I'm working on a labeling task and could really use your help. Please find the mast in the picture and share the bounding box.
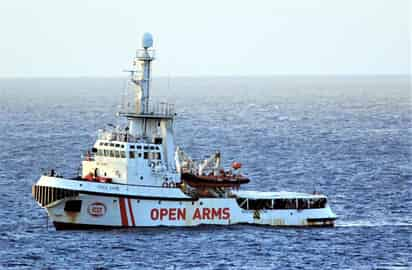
[118,33,176,170]
[133,32,155,114]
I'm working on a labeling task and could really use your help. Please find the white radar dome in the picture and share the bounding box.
[142,32,153,49]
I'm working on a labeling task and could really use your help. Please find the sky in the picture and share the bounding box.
[0,0,410,77]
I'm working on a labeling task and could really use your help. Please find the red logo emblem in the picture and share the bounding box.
[88,202,107,217]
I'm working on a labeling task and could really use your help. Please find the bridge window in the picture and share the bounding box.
[115,150,120,158]
[109,150,115,157]
[129,151,135,159]
[144,152,148,159]
[104,150,109,156]
[120,151,126,158]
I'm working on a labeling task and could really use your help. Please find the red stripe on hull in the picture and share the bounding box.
[119,197,128,226]
[127,198,136,226]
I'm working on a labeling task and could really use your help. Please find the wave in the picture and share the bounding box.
[336,220,412,228]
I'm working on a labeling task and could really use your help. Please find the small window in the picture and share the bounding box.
[115,144,120,148]
[129,151,135,159]
[246,199,273,210]
[130,145,135,149]
[144,146,149,150]
[115,150,120,158]
[136,145,142,149]
[121,145,124,148]
[150,146,155,150]
[273,199,297,209]
[138,153,142,158]
[120,151,126,158]
[109,150,115,157]
[144,152,148,159]
[155,146,160,150]
[104,143,108,146]
[64,200,82,212]
[309,198,326,209]
[297,199,309,209]
[110,143,114,147]
[99,142,103,146]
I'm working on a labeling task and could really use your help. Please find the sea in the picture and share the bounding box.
[0,76,411,269]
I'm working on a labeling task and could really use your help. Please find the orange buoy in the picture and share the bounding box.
[232,162,242,170]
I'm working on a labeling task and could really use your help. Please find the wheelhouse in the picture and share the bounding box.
[91,140,163,161]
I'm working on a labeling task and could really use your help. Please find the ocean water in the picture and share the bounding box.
[0,76,411,269]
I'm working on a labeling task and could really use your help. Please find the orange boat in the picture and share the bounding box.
[181,172,250,188]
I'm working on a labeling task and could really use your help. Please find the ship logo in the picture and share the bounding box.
[87,202,107,217]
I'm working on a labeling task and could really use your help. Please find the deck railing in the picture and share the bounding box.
[97,131,151,143]
[136,49,155,60]
[118,101,175,118]
[144,101,175,116]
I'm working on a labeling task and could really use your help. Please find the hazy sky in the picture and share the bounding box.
[0,0,410,77]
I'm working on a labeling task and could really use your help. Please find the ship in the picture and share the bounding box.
[32,33,337,229]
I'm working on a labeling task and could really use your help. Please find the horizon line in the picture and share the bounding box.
[0,73,410,79]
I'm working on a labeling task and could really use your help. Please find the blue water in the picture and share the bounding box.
[0,76,411,269]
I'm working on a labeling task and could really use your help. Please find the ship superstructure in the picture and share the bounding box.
[32,33,337,229]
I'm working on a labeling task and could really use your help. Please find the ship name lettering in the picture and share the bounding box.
[150,208,186,220]
[150,207,230,221]
[192,207,230,220]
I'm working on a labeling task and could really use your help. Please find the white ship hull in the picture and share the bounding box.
[32,33,337,230]
[33,177,336,229]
